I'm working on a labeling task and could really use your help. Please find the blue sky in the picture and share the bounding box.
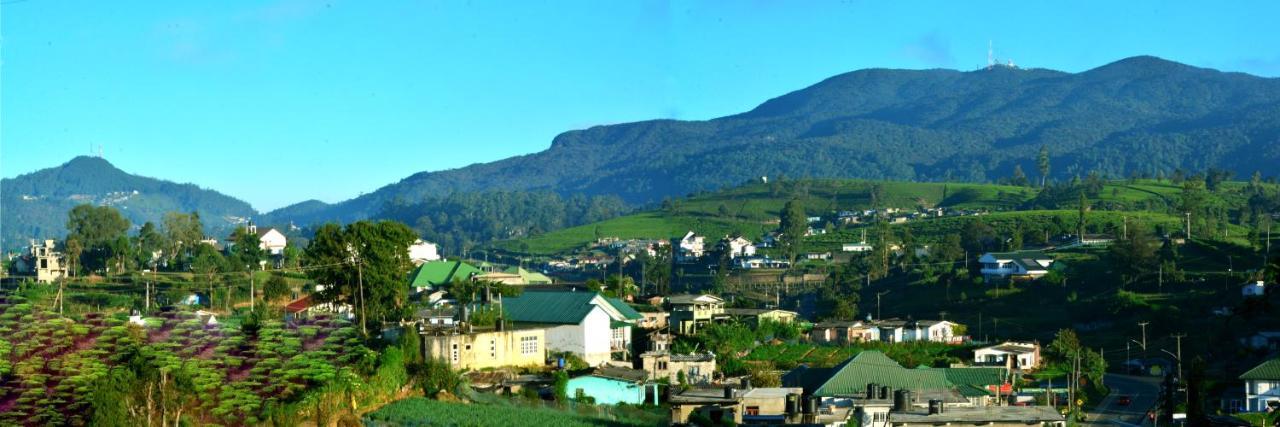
[3,1,1279,212]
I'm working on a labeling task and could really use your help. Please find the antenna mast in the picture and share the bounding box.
[987,40,994,69]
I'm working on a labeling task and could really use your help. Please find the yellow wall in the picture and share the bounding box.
[422,328,545,370]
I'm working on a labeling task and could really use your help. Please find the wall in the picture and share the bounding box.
[422,328,546,370]
[566,376,644,405]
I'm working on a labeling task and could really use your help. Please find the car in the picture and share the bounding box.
[1117,396,1132,406]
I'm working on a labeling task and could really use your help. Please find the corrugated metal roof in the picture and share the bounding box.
[501,291,600,325]
[1240,358,1280,380]
[409,261,481,288]
[814,351,950,397]
[605,297,643,320]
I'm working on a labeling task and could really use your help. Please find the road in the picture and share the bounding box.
[1085,374,1163,427]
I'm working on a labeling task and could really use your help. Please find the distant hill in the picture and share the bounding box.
[1,156,257,251]
[263,56,1280,226]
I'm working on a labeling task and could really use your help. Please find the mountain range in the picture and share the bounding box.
[1,156,256,251]
[261,56,1280,225]
[6,56,1280,249]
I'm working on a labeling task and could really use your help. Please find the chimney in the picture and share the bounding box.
[928,399,943,415]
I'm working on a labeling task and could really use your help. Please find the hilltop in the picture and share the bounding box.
[1,156,257,250]
[266,56,1280,225]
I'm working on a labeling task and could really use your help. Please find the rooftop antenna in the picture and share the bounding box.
[97,145,103,158]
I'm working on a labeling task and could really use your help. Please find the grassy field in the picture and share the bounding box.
[364,397,667,427]
[489,178,1261,256]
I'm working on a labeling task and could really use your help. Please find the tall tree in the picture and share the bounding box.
[305,220,417,336]
[1011,165,1030,187]
[1037,145,1051,188]
[134,221,166,268]
[163,212,204,266]
[228,226,265,270]
[66,204,131,273]
[779,199,807,263]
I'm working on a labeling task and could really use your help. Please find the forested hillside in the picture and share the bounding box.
[265,56,1280,225]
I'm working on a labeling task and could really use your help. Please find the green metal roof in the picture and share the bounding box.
[814,351,951,397]
[1240,358,1280,380]
[605,297,643,320]
[409,261,481,288]
[814,352,1006,398]
[500,291,602,325]
[504,267,553,285]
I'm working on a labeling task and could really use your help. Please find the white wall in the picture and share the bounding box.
[542,306,614,366]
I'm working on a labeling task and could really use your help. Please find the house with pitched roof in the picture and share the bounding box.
[785,351,1008,413]
[498,290,642,366]
[408,260,482,293]
[1240,358,1280,412]
[973,342,1041,371]
[978,251,1054,280]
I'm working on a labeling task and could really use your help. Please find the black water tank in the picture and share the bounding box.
[879,385,890,400]
[928,399,943,415]
[723,386,734,399]
[866,383,877,399]
[785,394,799,414]
[893,390,912,412]
[804,395,819,414]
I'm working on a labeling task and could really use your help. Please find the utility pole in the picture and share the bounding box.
[876,290,890,320]
[1123,216,1128,240]
[1158,264,1163,294]
[1138,322,1149,353]
[250,270,255,313]
[1171,333,1186,382]
[1185,212,1192,240]
[358,258,366,337]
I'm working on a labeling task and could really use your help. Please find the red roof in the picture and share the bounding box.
[284,295,313,314]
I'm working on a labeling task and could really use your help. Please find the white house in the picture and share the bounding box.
[974,342,1041,371]
[842,242,873,253]
[500,291,642,366]
[736,256,790,270]
[720,236,757,259]
[978,251,1054,280]
[236,224,287,256]
[904,320,959,343]
[408,239,442,265]
[1243,281,1267,297]
[677,231,705,262]
[1240,358,1280,412]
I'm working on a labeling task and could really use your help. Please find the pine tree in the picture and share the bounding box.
[1037,145,1051,188]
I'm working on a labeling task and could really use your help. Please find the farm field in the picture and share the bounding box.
[0,289,366,426]
[363,397,667,427]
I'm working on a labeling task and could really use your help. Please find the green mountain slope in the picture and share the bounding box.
[1,156,257,250]
[264,56,1280,226]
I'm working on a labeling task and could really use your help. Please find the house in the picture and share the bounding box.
[476,267,553,285]
[736,256,791,270]
[869,319,908,343]
[498,290,642,366]
[408,260,482,293]
[668,294,727,335]
[810,320,875,344]
[724,308,799,326]
[786,351,1008,414]
[28,239,68,283]
[973,342,1041,371]
[887,406,1065,427]
[640,351,716,385]
[284,294,355,321]
[904,320,961,343]
[677,231,706,262]
[566,367,658,405]
[419,324,546,371]
[806,252,833,261]
[1240,358,1280,412]
[408,239,442,265]
[1079,234,1116,246]
[637,310,669,329]
[237,224,287,256]
[978,251,1054,280]
[842,242,874,253]
[1242,281,1267,297]
[719,236,758,259]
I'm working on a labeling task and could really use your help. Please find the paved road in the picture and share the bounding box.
[1085,374,1162,427]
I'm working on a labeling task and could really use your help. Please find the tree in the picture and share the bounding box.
[263,274,290,303]
[1110,223,1158,285]
[1077,191,1089,238]
[1038,145,1051,188]
[779,199,807,263]
[66,204,131,273]
[134,221,166,268]
[163,212,204,267]
[190,244,227,308]
[1011,165,1030,187]
[228,226,265,270]
[305,220,417,336]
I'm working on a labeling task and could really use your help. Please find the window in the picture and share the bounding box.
[746,406,760,416]
[451,343,459,363]
[657,361,668,370]
[520,336,538,355]
[40,259,48,269]
[490,339,497,358]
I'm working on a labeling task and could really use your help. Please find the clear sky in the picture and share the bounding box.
[3,1,1278,212]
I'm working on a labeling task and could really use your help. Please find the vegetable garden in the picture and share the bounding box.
[0,289,369,426]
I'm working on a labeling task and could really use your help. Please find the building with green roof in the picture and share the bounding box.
[409,260,482,291]
[1240,357,1280,412]
[791,351,1007,408]
[494,290,642,367]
